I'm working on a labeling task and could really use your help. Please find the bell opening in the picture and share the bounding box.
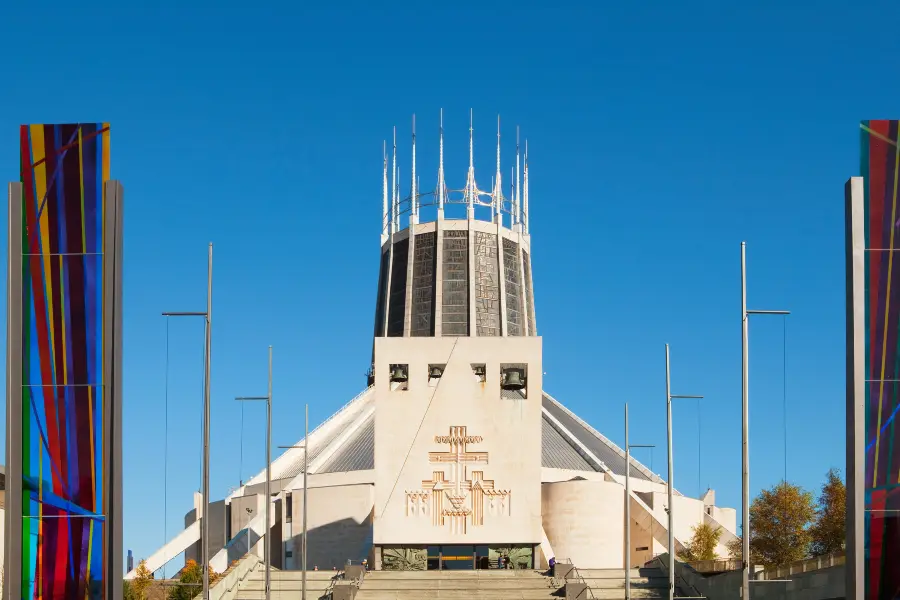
[389,363,409,389]
[500,364,528,395]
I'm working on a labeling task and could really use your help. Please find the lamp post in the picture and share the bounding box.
[624,402,654,600]
[162,243,213,600]
[235,345,273,600]
[279,403,309,600]
[665,344,703,600]
[740,241,790,599]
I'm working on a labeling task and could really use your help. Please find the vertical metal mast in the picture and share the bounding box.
[740,241,790,600]
[202,243,212,600]
[625,403,631,600]
[665,345,674,600]
[382,141,388,238]
[411,114,417,225]
[523,141,529,234]
[391,127,398,233]
[467,109,475,219]
[302,404,309,600]
[265,346,272,600]
[741,242,750,600]
[515,127,521,229]
[664,344,704,600]
[494,115,502,224]
[438,108,445,217]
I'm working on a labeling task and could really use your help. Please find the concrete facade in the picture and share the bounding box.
[373,335,543,546]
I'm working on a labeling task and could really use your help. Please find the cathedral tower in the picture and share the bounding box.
[371,112,543,562]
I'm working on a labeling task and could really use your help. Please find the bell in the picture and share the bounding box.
[430,366,444,379]
[502,369,525,390]
[390,365,408,383]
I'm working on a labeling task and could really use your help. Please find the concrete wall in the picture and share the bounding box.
[683,563,845,600]
[184,498,227,565]
[230,493,264,552]
[284,483,374,570]
[542,480,625,568]
[373,336,543,546]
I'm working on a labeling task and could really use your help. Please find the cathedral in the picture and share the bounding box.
[127,113,737,578]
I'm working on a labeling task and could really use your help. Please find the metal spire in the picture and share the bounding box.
[510,166,515,217]
[438,108,445,215]
[411,114,417,224]
[494,115,502,224]
[466,108,475,219]
[523,140,529,234]
[391,127,398,233]
[515,127,521,228]
[382,141,388,237]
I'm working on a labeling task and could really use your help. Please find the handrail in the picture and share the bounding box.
[561,557,597,600]
[652,554,704,600]
[757,550,845,580]
[684,558,741,573]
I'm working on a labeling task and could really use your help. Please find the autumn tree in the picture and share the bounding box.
[810,468,846,556]
[726,534,743,561]
[748,481,816,568]
[168,560,219,600]
[130,559,153,600]
[677,522,723,561]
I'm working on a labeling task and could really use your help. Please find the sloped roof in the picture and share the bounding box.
[240,388,666,492]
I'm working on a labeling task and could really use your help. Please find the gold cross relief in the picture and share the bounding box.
[405,426,511,533]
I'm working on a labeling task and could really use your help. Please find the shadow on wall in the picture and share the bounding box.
[289,514,374,570]
[223,527,262,566]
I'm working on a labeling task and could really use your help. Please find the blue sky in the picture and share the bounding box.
[1,0,896,568]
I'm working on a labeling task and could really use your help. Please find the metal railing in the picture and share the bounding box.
[559,558,596,600]
[684,558,741,573]
[652,555,706,600]
[757,551,845,581]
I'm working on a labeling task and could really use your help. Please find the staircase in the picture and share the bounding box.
[235,564,344,600]
[576,568,668,599]
[355,570,560,599]
[232,566,671,600]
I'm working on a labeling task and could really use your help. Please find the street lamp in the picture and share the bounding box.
[624,402,655,600]
[664,344,703,600]
[279,403,309,600]
[235,345,273,600]
[162,243,213,600]
[741,241,790,599]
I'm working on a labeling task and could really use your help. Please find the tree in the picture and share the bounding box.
[748,481,816,569]
[131,559,153,600]
[726,534,743,560]
[677,523,723,561]
[810,468,846,556]
[167,560,219,600]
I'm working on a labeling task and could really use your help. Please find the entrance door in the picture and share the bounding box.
[440,545,475,570]
[425,545,491,570]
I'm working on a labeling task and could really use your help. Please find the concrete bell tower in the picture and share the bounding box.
[371,111,543,560]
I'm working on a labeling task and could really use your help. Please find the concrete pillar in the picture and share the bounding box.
[434,221,444,337]
[497,224,508,336]
[468,224,477,337]
[403,227,416,337]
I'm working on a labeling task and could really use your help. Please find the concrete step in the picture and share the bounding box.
[355,592,559,600]
[574,568,657,578]
[360,580,558,590]
[579,577,667,589]
[240,580,333,591]
[245,571,339,581]
[366,571,547,578]
[236,593,331,600]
